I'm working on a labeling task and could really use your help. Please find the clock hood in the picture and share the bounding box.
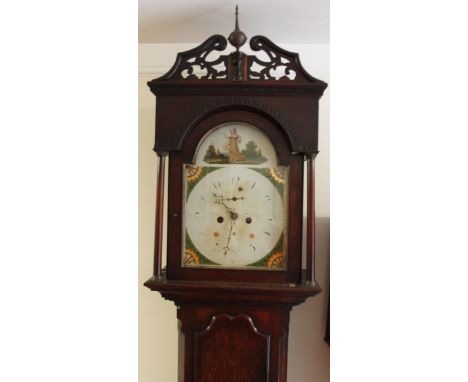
[147,34,327,156]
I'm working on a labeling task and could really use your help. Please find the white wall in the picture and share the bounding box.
[139,42,329,382]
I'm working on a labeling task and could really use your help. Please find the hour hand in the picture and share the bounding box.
[211,193,224,204]
[212,193,234,214]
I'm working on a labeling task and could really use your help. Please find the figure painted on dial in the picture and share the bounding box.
[224,127,245,162]
[200,123,270,166]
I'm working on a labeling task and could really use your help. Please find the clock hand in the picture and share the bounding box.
[212,192,240,222]
[212,193,235,214]
[223,217,236,256]
[211,192,240,255]
[225,196,245,202]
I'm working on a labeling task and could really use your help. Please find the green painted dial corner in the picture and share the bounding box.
[185,166,222,200]
[183,229,220,266]
[246,232,285,268]
[250,167,286,198]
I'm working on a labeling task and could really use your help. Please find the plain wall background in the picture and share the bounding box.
[139,42,329,382]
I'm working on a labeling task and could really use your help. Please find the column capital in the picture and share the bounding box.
[304,151,319,160]
[155,151,169,158]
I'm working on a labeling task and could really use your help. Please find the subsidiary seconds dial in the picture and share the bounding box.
[184,166,286,267]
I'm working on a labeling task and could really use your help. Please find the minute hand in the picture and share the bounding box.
[223,219,236,255]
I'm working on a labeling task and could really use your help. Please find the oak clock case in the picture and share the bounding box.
[144,14,327,382]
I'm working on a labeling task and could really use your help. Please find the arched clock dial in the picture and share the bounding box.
[183,165,288,268]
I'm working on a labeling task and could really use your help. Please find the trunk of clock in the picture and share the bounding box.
[177,305,289,382]
[144,278,321,382]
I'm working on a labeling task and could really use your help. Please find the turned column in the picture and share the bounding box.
[153,151,168,279]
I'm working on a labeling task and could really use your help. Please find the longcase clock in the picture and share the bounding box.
[144,9,327,382]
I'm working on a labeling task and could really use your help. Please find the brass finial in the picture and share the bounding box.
[228,5,247,51]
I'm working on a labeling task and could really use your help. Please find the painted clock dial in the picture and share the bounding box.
[182,122,288,270]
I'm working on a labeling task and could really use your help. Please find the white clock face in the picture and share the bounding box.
[183,165,288,269]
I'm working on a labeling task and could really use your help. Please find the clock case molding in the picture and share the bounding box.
[148,34,326,154]
[144,32,327,382]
